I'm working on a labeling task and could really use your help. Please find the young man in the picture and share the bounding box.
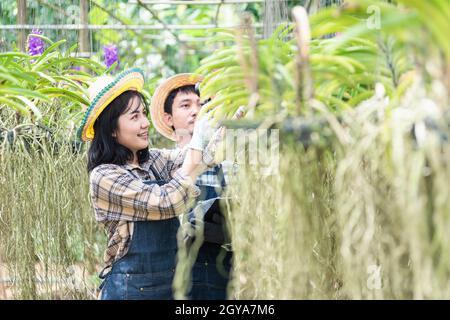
[150,74,233,300]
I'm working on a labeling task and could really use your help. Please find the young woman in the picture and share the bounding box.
[78,68,213,300]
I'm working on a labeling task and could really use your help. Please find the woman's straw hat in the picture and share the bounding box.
[150,73,203,141]
[78,68,145,141]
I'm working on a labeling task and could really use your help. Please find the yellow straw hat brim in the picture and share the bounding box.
[78,68,145,141]
[150,73,203,141]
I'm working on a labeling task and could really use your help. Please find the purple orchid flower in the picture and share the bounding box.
[27,29,45,57]
[103,45,119,71]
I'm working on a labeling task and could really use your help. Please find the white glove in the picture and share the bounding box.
[202,126,226,167]
[188,115,216,151]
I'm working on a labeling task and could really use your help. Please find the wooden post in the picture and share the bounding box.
[292,6,313,115]
[263,0,288,39]
[79,0,90,59]
[17,0,27,52]
[15,0,27,123]
[304,0,321,14]
[236,13,259,118]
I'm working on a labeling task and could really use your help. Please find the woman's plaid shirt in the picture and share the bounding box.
[89,148,200,269]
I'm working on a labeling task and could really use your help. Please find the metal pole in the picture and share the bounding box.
[1,23,263,30]
[129,0,263,4]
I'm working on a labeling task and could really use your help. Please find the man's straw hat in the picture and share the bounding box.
[150,73,203,141]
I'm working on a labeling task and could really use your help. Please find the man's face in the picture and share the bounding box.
[164,91,201,137]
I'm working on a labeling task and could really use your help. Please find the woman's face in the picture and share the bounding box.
[114,95,150,153]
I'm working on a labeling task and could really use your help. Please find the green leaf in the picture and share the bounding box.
[37,57,105,74]
[0,96,30,116]
[51,75,86,92]
[33,39,67,66]
[31,52,60,71]
[27,33,54,45]
[13,96,43,119]
[0,87,50,101]
[35,71,57,84]
[37,88,89,105]
[104,61,118,75]
[0,71,21,85]
[0,52,30,60]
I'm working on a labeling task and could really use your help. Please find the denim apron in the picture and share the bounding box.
[100,173,179,300]
[187,165,233,300]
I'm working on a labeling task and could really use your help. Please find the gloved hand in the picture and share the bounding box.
[188,115,216,151]
[202,127,226,167]
[202,106,247,167]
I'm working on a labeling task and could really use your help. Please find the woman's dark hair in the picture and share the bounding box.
[87,90,149,172]
[163,84,199,115]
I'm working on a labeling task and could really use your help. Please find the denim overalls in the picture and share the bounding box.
[100,173,179,300]
[187,165,233,300]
